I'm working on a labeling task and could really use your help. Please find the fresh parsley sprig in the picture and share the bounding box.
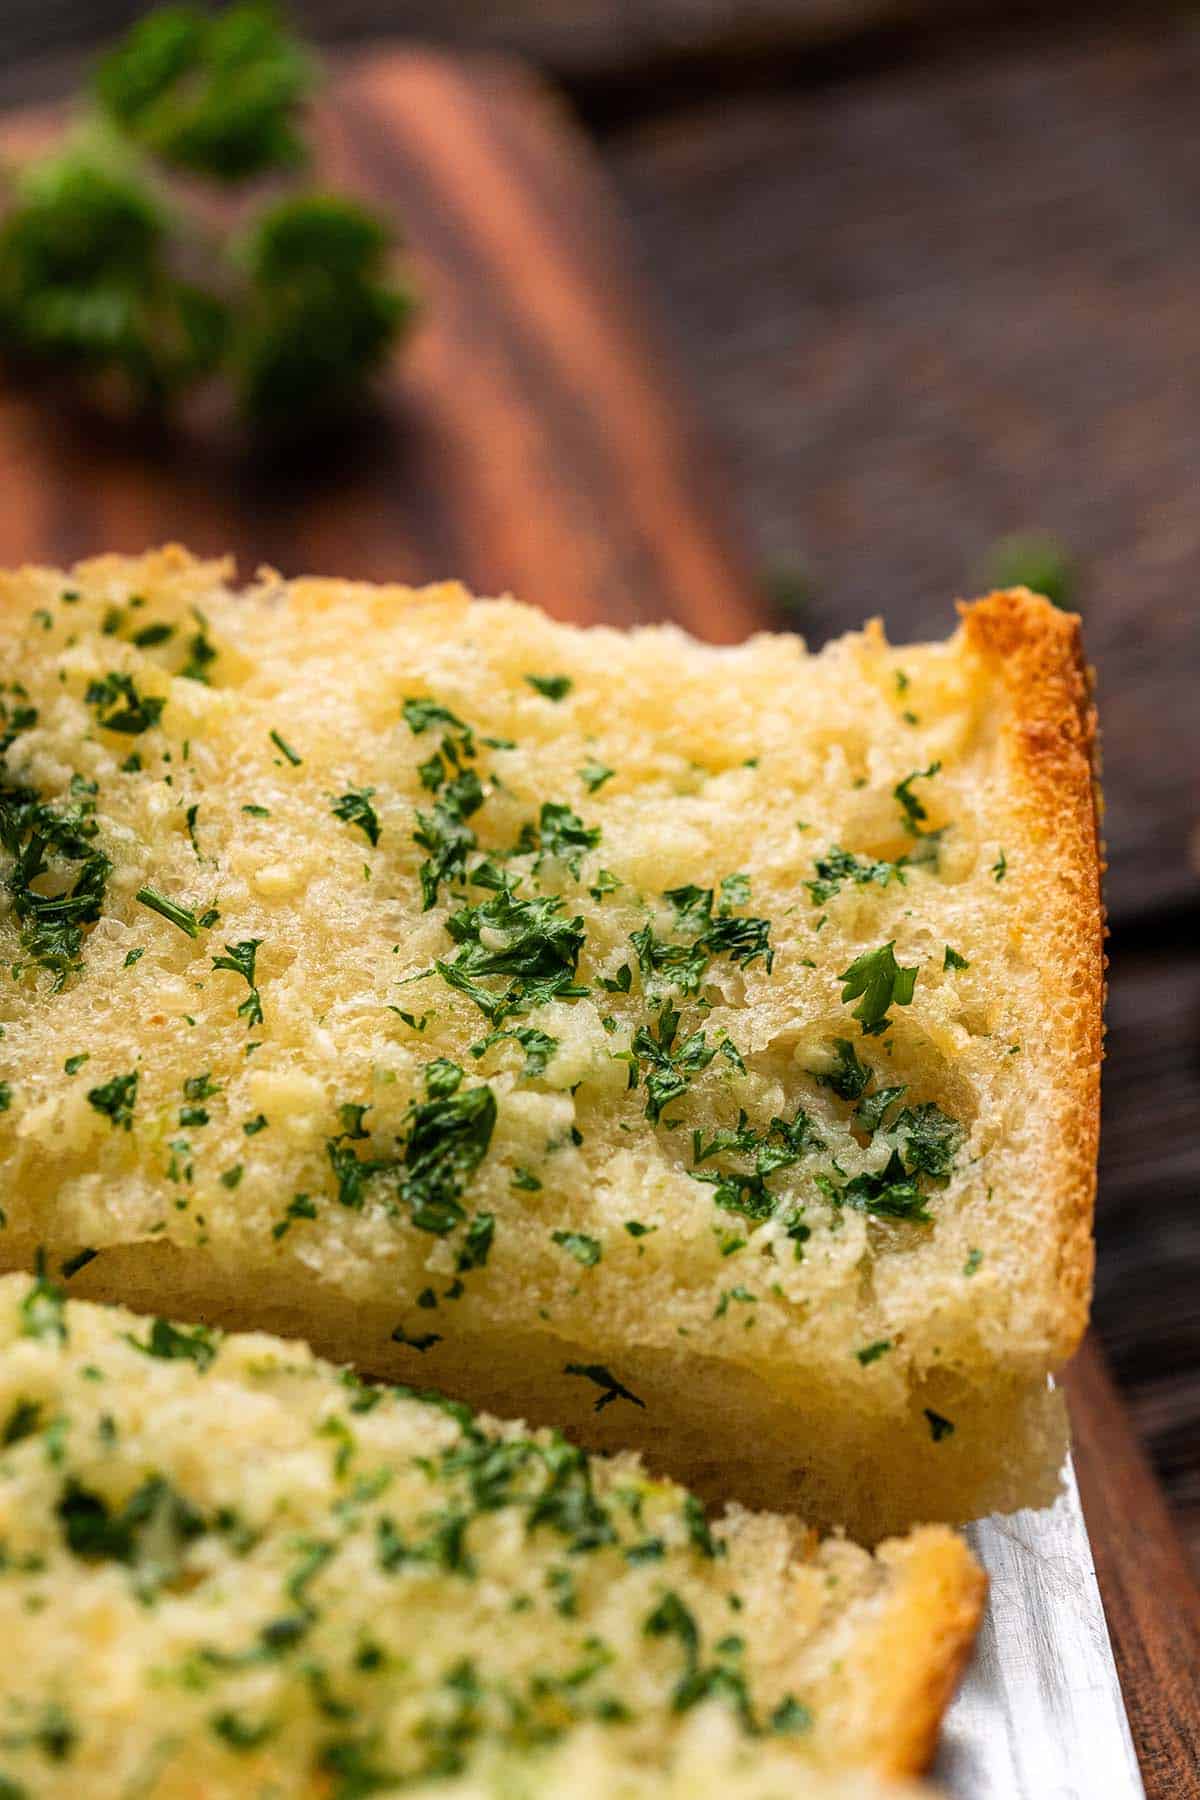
[0,4,414,431]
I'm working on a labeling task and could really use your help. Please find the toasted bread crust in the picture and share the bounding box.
[958,588,1104,1364]
[864,1528,988,1774]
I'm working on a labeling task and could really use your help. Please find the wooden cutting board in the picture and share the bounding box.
[1,48,1196,1794]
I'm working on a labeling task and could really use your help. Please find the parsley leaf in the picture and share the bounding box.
[0,781,110,987]
[838,941,918,1036]
[136,884,200,937]
[330,785,380,847]
[469,1025,557,1078]
[893,761,941,835]
[126,1316,217,1371]
[437,891,586,1025]
[817,1151,931,1224]
[85,671,164,734]
[813,1037,872,1100]
[269,727,301,765]
[530,800,600,876]
[525,673,572,701]
[87,1070,138,1131]
[806,846,904,906]
[211,938,264,1027]
[893,1102,964,1182]
[551,1231,602,1267]
[564,1363,645,1412]
[579,761,614,792]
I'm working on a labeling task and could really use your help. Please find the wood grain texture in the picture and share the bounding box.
[1066,1337,1200,1799]
[610,19,1200,927]
[0,39,1194,1775]
[1094,942,1200,1574]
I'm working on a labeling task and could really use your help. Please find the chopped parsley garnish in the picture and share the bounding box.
[924,1408,955,1442]
[414,768,485,911]
[817,1153,931,1224]
[631,1002,718,1125]
[813,1036,871,1101]
[944,945,969,970]
[86,1070,138,1130]
[771,1696,813,1735]
[391,1323,442,1353]
[855,1339,893,1365]
[125,1316,217,1371]
[20,1260,67,1342]
[456,1211,495,1270]
[530,800,600,876]
[330,785,380,846]
[469,1025,557,1078]
[437,891,586,1025]
[893,761,940,834]
[838,941,918,1036]
[0,781,110,987]
[0,1080,9,1112]
[964,1247,983,1276]
[128,620,172,649]
[327,1073,497,1239]
[57,1473,205,1581]
[267,1192,314,1241]
[564,1363,645,1412]
[180,612,217,683]
[269,728,302,765]
[84,671,165,734]
[806,846,904,906]
[211,938,264,1027]
[632,883,774,995]
[579,761,614,792]
[992,848,1008,881]
[525,673,572,701]
[136,884,200,937]
[551,1231,602,1267]
[893,1103,964,1182]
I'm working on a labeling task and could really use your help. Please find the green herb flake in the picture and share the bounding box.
[579,760,614,793]
[86,1070,138,1131]
[855,1339,893,1365]
[564,1363,645,1413]
[212,938,264,1028]
[330,785,380,847]
[525,673,572,701]
[269,728,302,765]
[838,941,918,1036]
[944,945,969,971]
[85,671,165,735]
[551,1231,602,1267]
[136,885,200,938]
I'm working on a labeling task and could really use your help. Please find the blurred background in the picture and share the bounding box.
[0,2,1196,1574]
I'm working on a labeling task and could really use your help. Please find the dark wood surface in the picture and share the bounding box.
[1068,1337,1200,1800]
[0,34,1195,1789]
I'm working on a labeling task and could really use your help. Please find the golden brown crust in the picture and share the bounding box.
[958,588,1105,1363]
[860,1527,988,1776]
